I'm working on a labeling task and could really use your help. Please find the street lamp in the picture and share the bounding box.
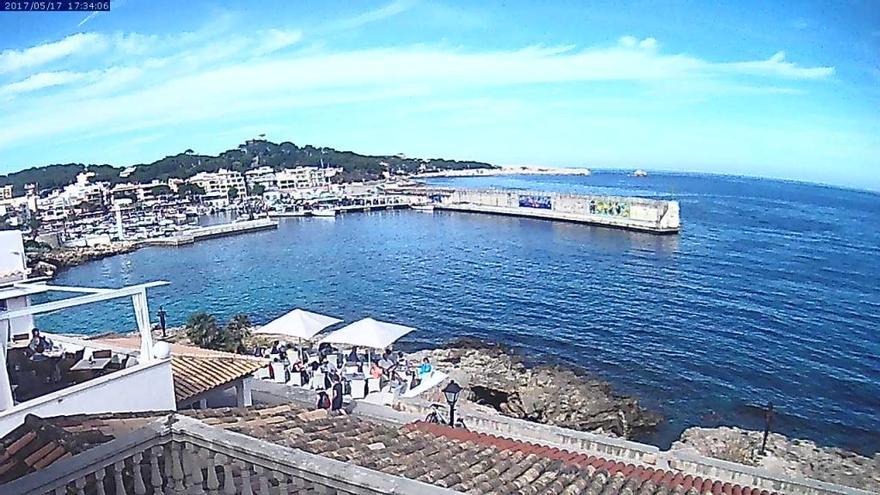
[442,380,462,427]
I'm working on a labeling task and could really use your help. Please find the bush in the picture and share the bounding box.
[184,312,251,353]
[185,312,223,350]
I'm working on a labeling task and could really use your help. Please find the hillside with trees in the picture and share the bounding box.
[0,140,495,196]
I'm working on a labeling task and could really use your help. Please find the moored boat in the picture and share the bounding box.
[311,208,337,217]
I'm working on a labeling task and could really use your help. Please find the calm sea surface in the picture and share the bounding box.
[38,172,880,453]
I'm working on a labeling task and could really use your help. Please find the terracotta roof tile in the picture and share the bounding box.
[171,355,264,402]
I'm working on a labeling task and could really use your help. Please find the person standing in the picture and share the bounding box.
[157,307,167,338]
[331,374,344,412]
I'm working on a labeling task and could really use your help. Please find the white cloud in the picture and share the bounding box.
[0,71,87,97]
[720,51,834,79]
[639,37,658,50]
[619,36,658,50]
[619,36,637,48]
[325,0,418,32]
[256,29,303,55]
[0,29,837,151]
[0,33,104,74]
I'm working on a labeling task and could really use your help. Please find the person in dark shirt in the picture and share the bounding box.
[347,346,360,363]
[331,374,344,412]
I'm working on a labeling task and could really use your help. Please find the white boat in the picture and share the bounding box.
[411,204,434,212]
[633,169,648,177]
[269,209,309,218]
[311,208,337,217]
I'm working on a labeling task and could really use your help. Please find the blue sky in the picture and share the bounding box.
[0,0,878,189]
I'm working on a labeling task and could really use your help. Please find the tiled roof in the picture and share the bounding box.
[89,335,266,361]
[0,404,781,494]
[186,405,777,495]
[0,413,157,484]
[172,355,264,402]
[88,335,267,403]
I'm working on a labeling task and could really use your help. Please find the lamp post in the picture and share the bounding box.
[442,380,462,427]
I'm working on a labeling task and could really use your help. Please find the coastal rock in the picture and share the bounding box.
[672,426,880,492]
[410,339,662,439]
[27,242,137,275]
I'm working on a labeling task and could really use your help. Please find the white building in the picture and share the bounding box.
[187,169,247,197]
[110,180,172,205]
[275,166,338,191]
[0,185,12,201]
[243,166,340,195]
[244,166,277,191]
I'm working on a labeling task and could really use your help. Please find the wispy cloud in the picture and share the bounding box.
[255,29,303,56]
[0,33,103,74]
[324,0,418,32]
[0,71,87,98]
[719,51,834,79]
[0,19,837,155]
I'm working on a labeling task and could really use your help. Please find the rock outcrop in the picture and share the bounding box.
[673,426,880,492]
[27,242,137,277]
[409,339,662,439]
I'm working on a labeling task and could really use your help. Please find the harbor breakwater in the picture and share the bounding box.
[434,188,681,233]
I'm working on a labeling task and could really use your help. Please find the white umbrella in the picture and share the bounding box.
[319,317,414,350]
[254,309,342,358]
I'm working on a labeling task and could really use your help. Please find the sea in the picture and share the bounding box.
[37,171,880,454]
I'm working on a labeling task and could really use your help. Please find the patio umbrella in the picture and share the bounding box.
[319,317,415,363]
[254,309,342,359]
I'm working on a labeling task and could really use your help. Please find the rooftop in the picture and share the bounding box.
[0,404,789,495]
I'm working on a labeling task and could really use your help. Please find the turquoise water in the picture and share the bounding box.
[38,172,880,452]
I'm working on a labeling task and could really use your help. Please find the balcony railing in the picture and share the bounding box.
[1,414,457,495]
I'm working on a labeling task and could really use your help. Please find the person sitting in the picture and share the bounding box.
[315,390,331,410]
[27,329,53,358]
[347,346,360,363]
[418,357,433,378]
[291,360,309,384]
[378,352,393,371]
[369,361,383,379]
[396,351,409,371]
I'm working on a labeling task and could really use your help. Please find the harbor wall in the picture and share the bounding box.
[439,189,680,233]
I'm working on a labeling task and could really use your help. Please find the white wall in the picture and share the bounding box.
[0,358,176,436]
[0,231,26,277]
[5,296,34,339]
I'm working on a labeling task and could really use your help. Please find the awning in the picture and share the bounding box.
[318,317,414,349]
[253,309,342,341]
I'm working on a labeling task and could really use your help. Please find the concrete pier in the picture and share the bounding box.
[141,218,278,246]
[436,189,680,234]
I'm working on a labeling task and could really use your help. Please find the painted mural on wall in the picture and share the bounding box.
[589,199,630,217]
[518,195,552,209]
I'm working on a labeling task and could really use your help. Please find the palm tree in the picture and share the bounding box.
[185,312,222,349]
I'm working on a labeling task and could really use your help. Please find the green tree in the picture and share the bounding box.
[224,314,252,353]
[185,312,224,350]
[177,183,205,199]
[249,183,265,196]
[227,186,239,201]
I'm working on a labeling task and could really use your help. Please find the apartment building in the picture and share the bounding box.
[187,168,247,197]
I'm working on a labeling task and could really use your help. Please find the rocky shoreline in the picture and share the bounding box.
[407,339,662,439]
[673,426,880,492]
[26,242,138,278]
